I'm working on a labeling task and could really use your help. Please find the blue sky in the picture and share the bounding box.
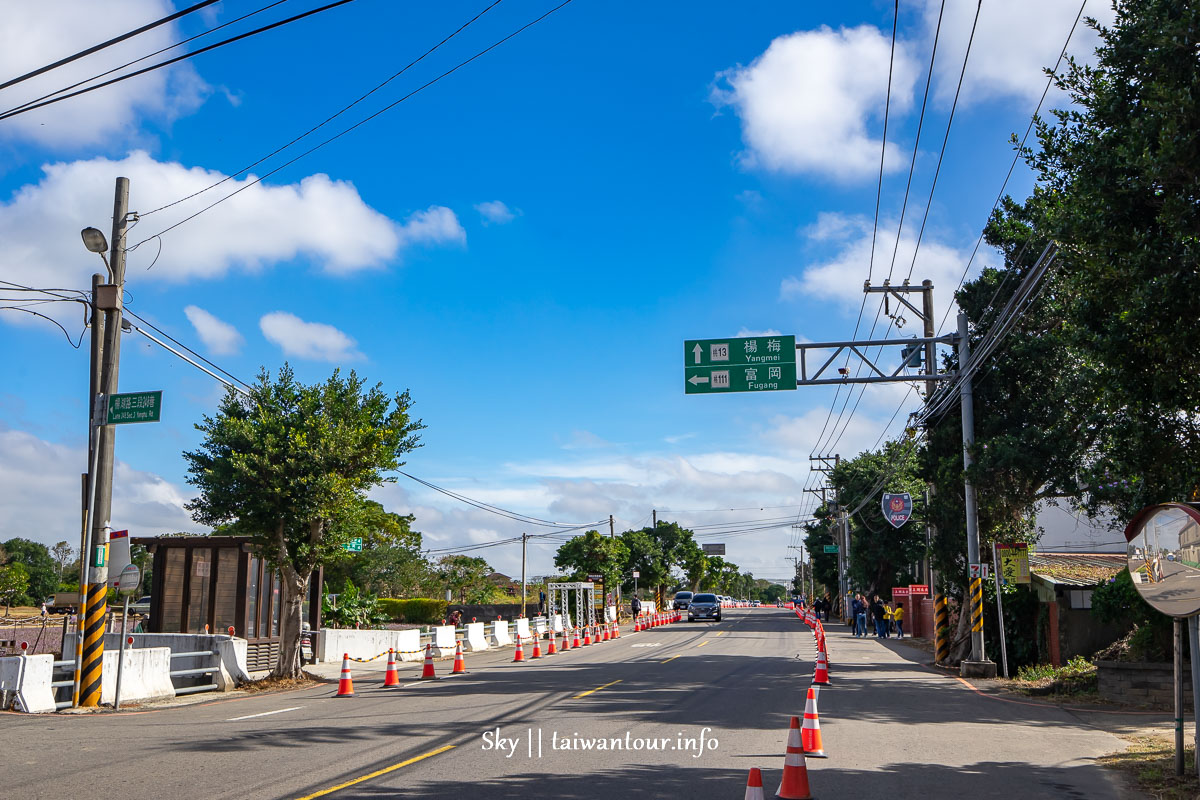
[0,0,1123,583]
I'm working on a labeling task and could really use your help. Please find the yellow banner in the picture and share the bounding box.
[996,543,1030,585]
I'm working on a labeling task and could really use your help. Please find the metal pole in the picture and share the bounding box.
[922,280,936,400]
[80,177,129,707]
[1176,617,1185,776]
[958,311,985,665]
[992,543,1009,679]
[520,533,527,617]
[1188,615,1200,777]
[114,594,130,710]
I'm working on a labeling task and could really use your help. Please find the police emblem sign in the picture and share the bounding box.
[882,492,913,528]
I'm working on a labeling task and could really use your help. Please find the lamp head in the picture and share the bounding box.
[81,227,108,254]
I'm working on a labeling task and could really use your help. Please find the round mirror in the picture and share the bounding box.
[1124,503,1200,617]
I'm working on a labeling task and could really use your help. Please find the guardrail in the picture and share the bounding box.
[50,659,74,710]
[169,649,219,695]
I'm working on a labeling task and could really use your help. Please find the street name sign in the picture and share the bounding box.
[106,391,162,424]
[823,545,839,554]
[343,537,363,552]
[684,335,796,394]
[702,543,726,555]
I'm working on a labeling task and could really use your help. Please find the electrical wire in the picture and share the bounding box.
[399,470,600,528]
[0,0,222,93]
[129,0,576,250]
[0,0,360,123]
[122,308,253,390]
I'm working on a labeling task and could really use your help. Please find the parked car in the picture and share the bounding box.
[688,593,721,622]
[672,591,694,610]
[45,592,80,614]
[128,595,152,614]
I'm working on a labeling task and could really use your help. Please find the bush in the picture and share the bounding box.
[378,597,446,624]
[322,580,387,628]
[1092,568,1172,660]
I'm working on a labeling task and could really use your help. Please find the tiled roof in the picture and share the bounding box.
[1028,552,1125,586]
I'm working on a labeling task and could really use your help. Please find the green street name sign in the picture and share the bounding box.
[685,335,796,367]
[106,391,162,424]
[343,537,363,552]
[823,545,839,554]
[685,362,797,394]
[684,335,797,394]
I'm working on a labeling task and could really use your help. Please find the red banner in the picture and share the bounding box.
[908,584,929,596]
[893,587,910,597]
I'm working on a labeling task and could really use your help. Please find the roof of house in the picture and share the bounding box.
[1029,552,1125,587]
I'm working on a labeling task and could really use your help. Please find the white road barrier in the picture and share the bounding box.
[464,622,489,652]
[490,620,512,647]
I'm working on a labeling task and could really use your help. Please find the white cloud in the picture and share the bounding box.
[923,0,1115,107]
[0,428,201,549]
[474,201,517,225]
[782,212,973,326]
[735,327,782,338]
[259,311,362,363]
[183,305,243,356]
[397,205,467,248]
[0,152,461,307]
[560,430,615,451]
[0,1,209,148]
[712,25,919,181]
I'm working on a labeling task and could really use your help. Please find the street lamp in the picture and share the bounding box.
[80,227,112,280]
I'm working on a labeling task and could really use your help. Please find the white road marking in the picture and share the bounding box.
[227,706,303,721]
[630,642,662,648]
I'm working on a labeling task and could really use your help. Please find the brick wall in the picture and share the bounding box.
[1097,660,1193,709]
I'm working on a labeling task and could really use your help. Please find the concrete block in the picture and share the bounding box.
[432,625,456,657]
[463,622,489,652]
[0,654,56,713]
[551,614,563,633]
[101,646,175,706]
[490,621,512,647]
[514,618,531,642]
[532,617,548,637]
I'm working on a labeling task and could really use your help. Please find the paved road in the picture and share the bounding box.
[2,608,1137,799]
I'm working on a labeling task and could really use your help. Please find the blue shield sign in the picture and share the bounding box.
[882,492,913,528]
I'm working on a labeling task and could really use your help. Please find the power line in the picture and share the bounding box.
[0,0,222,93]
[129,0,576,250]
[123,308,253,390]
[398,470,599,528]
[0,0,360,123]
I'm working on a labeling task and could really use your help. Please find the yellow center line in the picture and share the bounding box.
[714,631,726,637]
[573,679,622,699]
[660,654,683,664]
[696,640,709,648]
[295,744,456,800]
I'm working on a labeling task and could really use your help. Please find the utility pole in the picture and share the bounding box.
[609,515,614,537]
[79,177,130,708]
[651,509,656,527]
[958,311,992,677]
[520,532,528,617]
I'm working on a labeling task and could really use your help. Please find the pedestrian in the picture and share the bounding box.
[871,595,886,637]
[631,595,641,619]
[40,600,48,618]
[448,609,463,628]
[883,600,894,636]
[853,594,867,637]
[893,600,904,638]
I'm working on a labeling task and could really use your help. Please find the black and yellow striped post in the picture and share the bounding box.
[933,593,950,664]
[969,577,984,634]
[78,574,108,707]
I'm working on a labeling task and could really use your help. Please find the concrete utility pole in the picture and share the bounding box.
[609,515,614,537]
[520,532,528,617]
[957,311,993,677]
[79,177,130,708]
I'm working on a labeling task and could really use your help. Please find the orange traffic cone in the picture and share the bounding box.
[801,686,827,757]
[572,627,581,648]
[562,628,572,651]
[583,626,592,646]
[634,615,642,632]
[451,640,468,674]
[420,643,438,679]
[602,623,610,642]
[513,634,526,662]
[776,716,814,799]
[532,634,543,659]
[547,629,558,655]
[613,621,620,639]
[813,649,831,685]
[383,648,400,687]
[744,767,765,800]
[336,653,355,697]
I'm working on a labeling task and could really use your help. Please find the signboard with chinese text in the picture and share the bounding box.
[996,543,1030,585]
[908,584,929,596]
[892,587,910,598]
[684,336,797,394]
[106,391,162,424]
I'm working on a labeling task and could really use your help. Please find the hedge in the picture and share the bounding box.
[378,598,447,624]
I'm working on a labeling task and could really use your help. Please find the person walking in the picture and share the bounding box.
[871,595,886,638]
[893,600,905,638]
[855,594,868,637]
[883,600,895,637]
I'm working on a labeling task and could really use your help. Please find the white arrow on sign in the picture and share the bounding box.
[693,344,702,364]
[688,375,709,385]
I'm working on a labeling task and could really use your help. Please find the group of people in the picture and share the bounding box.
[850,593,903,638]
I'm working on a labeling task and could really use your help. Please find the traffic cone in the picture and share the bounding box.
[635,615,642,632]
[572,627,581,648]
[776,716,814,799]
[451,640,468,674]
[562,628,572,651]
[583,626,592,646]
[420,643,437,679]
[602,623,610,642]
[532,634,543,659]
[513,634,526,662]
[336,654,355,697]
[801,686,827,758]
[383,648,400,687]
[744,767,765,800]
[812,649,831,685]
[613,621,620,639]
[547,629,558,655]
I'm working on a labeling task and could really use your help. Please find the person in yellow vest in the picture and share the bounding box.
[892,600,904,638]
[883,601,894,638]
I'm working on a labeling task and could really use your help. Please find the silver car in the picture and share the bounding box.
[688,593,721,622]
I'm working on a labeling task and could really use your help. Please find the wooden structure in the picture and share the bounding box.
[133,535,322,671]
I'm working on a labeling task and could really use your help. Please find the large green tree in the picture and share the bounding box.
[2,539,57,604]
[323,500,427,598]
[184,366,423,677]
[435,555,496,604]
[554,530,630,591]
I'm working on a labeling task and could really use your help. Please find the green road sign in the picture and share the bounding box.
[823,545,839,554]
[106,391,162,424]
[343,537,363,552]
[685,362,797,394]
[685,335,796,368]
